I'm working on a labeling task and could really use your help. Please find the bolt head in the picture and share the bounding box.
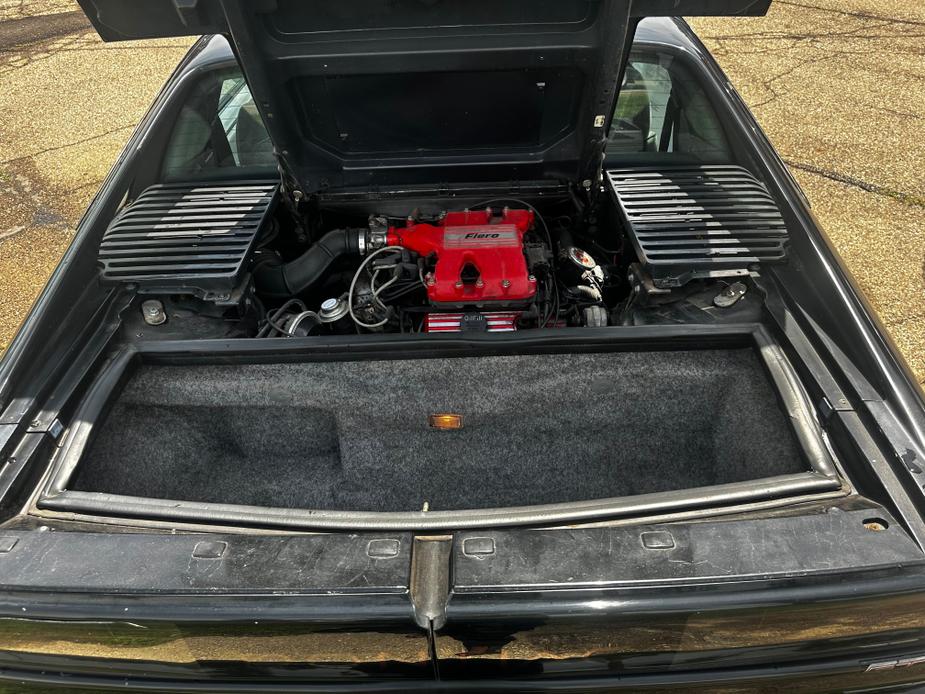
[501,279,511,288]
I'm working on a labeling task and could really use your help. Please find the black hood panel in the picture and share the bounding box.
[78,0,771,193]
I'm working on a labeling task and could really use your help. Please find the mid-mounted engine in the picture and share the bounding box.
[251,201,608,336]
[386,208,537,307]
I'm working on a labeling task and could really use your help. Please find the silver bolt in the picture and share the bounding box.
[528,275,536,282]
[141,300,167,326]
[30,419,41,428]
[501,279,511,288]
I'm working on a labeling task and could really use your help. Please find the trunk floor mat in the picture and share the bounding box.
[70,350,806,511]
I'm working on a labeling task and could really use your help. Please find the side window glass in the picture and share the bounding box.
[162,70,276,180]
[607,51,730,162]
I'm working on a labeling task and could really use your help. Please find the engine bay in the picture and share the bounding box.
[100,166,787,340]
[251,198,614,336]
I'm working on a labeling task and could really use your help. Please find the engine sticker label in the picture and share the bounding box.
[443,225,520,248]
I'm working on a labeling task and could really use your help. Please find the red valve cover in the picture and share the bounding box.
[386,208,536,306]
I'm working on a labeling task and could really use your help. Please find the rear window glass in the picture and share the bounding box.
[606,50,731,163]
[160,47,729,179]
[162,69,276,180]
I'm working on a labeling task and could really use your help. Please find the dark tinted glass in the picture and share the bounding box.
[162,70,276,180]
[606,50,731,162]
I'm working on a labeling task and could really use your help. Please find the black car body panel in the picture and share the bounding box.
[76,0,771,192]
[3,506,925,689]
[1,8,925,692]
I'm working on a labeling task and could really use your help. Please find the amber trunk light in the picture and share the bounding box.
[429,413,463,430]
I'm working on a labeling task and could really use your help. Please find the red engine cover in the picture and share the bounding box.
[386,208,536,306]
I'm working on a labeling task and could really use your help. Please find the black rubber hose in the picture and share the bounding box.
[557,226,575,252]
[254,228,364,297]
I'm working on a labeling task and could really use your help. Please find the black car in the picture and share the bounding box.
[1,0,925,691]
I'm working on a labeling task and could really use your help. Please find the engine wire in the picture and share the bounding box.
[258,298,306,337]
[348,246,411,329]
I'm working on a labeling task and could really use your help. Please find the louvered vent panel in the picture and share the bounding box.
[98,181,277,297]
[606,166,788,287]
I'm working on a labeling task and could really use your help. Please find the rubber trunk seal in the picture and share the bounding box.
[34,323,844,531]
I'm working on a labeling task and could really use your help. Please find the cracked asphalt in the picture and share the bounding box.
[1,1,923,385]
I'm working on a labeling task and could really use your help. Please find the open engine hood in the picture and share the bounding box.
[77,0,770,194]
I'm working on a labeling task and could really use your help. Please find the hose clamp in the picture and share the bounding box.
[366,215,390,252]
[367,229,388,250]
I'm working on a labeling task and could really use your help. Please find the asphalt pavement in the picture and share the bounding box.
[0,5,191,350]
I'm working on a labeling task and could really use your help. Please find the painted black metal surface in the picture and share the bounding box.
[0,530,433,684]
[451,506,922,591]
[98,181,277,298]
[433,504,925,682]
[0,530,409,592]
[4,508,925,689]
[607,165,788,287]
[74,0,770,193]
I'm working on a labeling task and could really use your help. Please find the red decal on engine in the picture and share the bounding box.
[424,312,520,333]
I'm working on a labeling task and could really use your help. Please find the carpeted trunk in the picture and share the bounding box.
[69,350,807,512]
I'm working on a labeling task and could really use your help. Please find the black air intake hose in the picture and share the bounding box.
[255,228,365,296]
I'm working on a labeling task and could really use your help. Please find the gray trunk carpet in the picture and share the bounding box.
[70,350,807,511]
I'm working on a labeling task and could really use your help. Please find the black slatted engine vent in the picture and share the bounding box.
[98,181,277,299]
[606,165,788,288]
